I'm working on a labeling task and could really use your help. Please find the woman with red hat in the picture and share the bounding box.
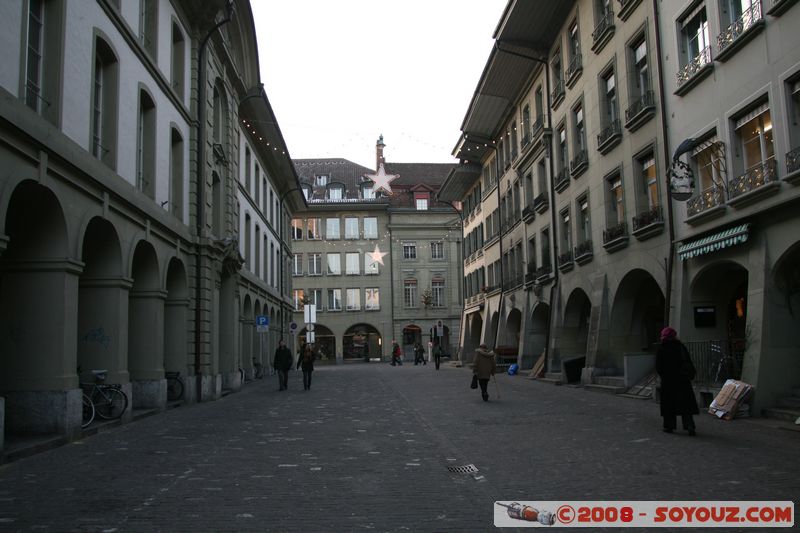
[656,326,699,436]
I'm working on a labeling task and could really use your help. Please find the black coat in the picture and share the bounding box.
[297,351,315,371]
[274,346,293,372]
[656,339,699,416]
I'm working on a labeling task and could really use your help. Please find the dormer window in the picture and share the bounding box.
[316,174,329,187]
[362,184,375,199]
[328,184,344,200]
[414,192,430,210]
[301,185,312,200]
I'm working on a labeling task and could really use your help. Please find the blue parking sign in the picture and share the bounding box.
[256,315,268,326]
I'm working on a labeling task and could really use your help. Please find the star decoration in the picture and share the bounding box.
[368,244,387,265]
[364,163,399,195]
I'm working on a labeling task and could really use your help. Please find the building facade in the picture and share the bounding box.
[0,0,301,447]
[291,138,460,362]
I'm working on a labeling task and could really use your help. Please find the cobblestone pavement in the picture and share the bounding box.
[0,364,798,532]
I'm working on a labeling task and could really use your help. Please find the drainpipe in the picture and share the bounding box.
[436,197,465,360]
[194,2,234,403]
[652,0,676,325]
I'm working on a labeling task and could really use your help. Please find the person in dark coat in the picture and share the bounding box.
[391,342,402,366]
[656,326,699,435]
[273,339,293,391]
[413,342,426,365]
[433,342,442,370]
[297,344,315,390]
[472,343,497,402]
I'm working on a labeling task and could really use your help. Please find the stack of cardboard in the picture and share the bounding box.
[528,352,546,379]
[708,379,752,420]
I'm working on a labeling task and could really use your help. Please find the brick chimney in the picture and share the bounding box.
[376,134,385,170]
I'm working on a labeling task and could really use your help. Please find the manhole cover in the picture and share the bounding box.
[447,464,478,474]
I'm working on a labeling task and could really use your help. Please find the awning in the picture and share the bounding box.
[678,223,751,260]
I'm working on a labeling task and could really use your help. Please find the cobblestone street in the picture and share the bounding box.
[1,364,798,532]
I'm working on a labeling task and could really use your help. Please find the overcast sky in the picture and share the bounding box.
[250,1,507,169]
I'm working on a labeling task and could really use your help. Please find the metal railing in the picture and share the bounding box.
[677,46,712,88]
[603,221,627,244]
[625,90,655,123]
[728,158,778,199]
[787,146,800,174]
[717,2,762,55]
[597,119,621,148]
[685,339,745,386]
[570,149,588,176]
[687,184,726,217]
[632,205,663,232]
[551,78,565,104]
[592,10,615,44]
[574,239,593,259]
[566,50,582,80]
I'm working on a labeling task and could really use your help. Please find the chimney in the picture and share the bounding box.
[376,134,385,170]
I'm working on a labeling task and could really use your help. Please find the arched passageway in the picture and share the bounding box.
[344,323,381,361]
[297,324,335,364]
[464,313,483,363]
[557,289,591,380]
[524,303,550,369]
[164,258,188,376]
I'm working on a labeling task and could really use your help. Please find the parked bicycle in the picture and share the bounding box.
[80,370,128,427]
[253,358,265,379]
[166,371,184,401]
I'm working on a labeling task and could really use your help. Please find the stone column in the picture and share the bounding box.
[0,259,83,438]
[128,289,167,410]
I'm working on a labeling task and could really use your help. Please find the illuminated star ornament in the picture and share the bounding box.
[368,245,388,265]
[365,163,399,195]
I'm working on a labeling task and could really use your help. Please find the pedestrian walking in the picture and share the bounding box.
[391,342,403,366]
[273,339,293,391]
[472,343,497,402]
[433,342,442,370]
[656,326,698,436]
[413,342,426,365]
[297,344,315,390]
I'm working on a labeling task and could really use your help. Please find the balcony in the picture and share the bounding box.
[768,0,799,16]
[531,115,545,141]
[570,149,589,178]
[602,221,629,252]
[597,119,622,154]
[716,2,764,62]
[554,168,570,193]
[535,264,553,282]
[617,0,643,21]
[503,275,525,291]
[784,146,800,184]
[574,240,593,265]
[686,184,726,224]
[591,10,615,54]
[557,251,574,272]
[675,47,713,96]
[522,205,535,223]
[551,78,566,109]
[624,90,656,132]
[727,159,780,207]
[631,205,664,240]
[565,51,583,88]
[533,192,549,214]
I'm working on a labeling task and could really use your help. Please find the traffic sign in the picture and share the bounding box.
[306,323,315,332]
[256,315,269,327]
[290,322,298,331]
[257,325,268,333]
[306,331,315,343]
[304,304,317,324]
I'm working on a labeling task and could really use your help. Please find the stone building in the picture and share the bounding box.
[291,137,460,362]
[0,0,301,449]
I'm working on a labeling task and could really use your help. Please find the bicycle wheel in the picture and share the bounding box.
[167,377,184,401]
[82,393,95,428]
[94,387,128,420]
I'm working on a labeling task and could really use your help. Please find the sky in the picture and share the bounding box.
[250,0,507,170]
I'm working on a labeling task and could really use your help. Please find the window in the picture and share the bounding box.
[254,164,260,205]
[346,289,361,310]
[316,174,329,187]
[170,128,183,218]
[362,184,375,199]
[244,147,251,190]
[262,178,268,215]
[292,254,303,276]
[326,218,341,239]
[212,81,227,146]
[263,236,268,282]
[608,173,625,224]
[639,155,658,209]
[404,279,417,307]
[569,20,580,62]
[602,69,617,125]
[510,121,518,160]
[292,289,304,311]
[308,253,322,275]
[171,22,185,98]
[25,0,44,112]
[345,217,359,239]
[521,105,531,144]
[309,289,322,311]
[363,217,378,239]
[537,159,548,197]
[139,0,157,57]
[254,226,261,277]
[328,185,344,200]
[578,197,591,243]
[365,288,380,310]
[534,87,544,124]
[302,186,311,200]
[306,218,322,240]
[541,228,551,266]
[403,242,417,260]
[346,252,360,275]
[552,50,563,86]
[527,236,537,271]
[630,36,649,97]
[91,37,119,167]
[137,89,156,199]
[212,173,222,236]
[327,289,342,311]
[735,105,774,173]
[25,0,63,123]
[681,6,710,67]
[414,192,430,210]
[558,126,568,173]
[431,241,444,260]
[291,219,303,240]
[432,279,445,307]
[326,253,341,275]
[244,214,251,271]
[560,210,572,252]
[573,104,586,153]
[364,254,379,275]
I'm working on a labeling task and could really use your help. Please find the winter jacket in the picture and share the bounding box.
[297,350,315,371]
[656,339,699,416]
[273,346,293,372]
[472,347,497,379]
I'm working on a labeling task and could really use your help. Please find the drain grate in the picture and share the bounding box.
[447,464,478,474]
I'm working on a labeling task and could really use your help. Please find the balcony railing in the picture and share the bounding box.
[554,168,570,192]
[565,50,582,86]
[624,90,655,130]
[557,251,574,271]
[531,115,545,140]
[677,46,712,90]
[602,221,628,251]
[787,146,800,175]
[574,240,593,264]
[597,119,622,154]
[617,0,643,20]
[533,192,549,213]
[717,2,762,56]
[503,275,525,291]
[686,339,745,386]
[728,159,778,200]
[632,205,663,233]
[687,184,726,218]
[535,264,552,280]
[591,10,615,52]
[522,205,535,222]
[551,78,565,107]
[570,149,589,177]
